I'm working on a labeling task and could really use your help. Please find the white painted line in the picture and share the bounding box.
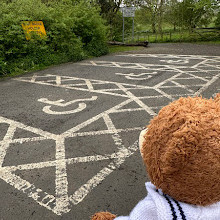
[0,124,17,166]
[115,72,157,80]
[113,108,144,113]
[85,79,94,90]
[0,116,58,140]
[116,54,220,59]
[38,96,98,115]
[160,84,204,88]
[0,169,58,215]
[65,127,143,139]
[90,61,97,66]
[5,52,219,216]
[194,74,220,96]
[54,138,70,214]
[186,72,209,82]
[31,75,37,82]
[2,136,50,144]
[103,114,126,151]
[160,59,189,64]
[153,88,174,101]
[38,96,97,107]
[3,150,134,173]
[82,61,185,70]
[62,99,133,138]
[17,78,129,98]
[69,140,138,205]
[42,103,87,115]
[116,83,157,116]
[56,76,61,85]
[154,72,183,89]
[112,62,121,67]
[192,59,209,68]
[171,80,195,94]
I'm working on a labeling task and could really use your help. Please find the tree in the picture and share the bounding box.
[96,0,123,40]
[176,0,215,30]
[215,11,220,27]
[125,0,166,33]
[164,0,179,31]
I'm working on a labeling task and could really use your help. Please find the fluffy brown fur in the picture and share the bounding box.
[142,95,220,206]
[215,93,220,103]
[91,212,116,220]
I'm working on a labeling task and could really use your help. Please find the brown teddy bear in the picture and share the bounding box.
[91,94,220,220]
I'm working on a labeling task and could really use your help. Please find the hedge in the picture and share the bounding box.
[0,0,109,75]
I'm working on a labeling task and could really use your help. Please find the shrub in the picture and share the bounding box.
[0,0,108,76]
[215,12,220,27]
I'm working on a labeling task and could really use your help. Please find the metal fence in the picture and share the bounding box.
[123,28,220,43]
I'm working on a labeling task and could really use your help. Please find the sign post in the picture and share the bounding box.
[122,7,135,43]
[123,17,125,43]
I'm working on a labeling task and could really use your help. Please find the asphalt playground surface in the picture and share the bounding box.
[0,43,219,220]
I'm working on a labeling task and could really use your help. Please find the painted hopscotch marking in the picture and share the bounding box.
[3,53,219,215]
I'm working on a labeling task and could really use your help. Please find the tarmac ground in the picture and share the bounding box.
[0,43,219,219]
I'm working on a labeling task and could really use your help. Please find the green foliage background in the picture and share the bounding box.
[0,0,109,76]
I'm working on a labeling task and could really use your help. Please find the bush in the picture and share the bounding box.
[215,12,220,27]
[0,0,108,76]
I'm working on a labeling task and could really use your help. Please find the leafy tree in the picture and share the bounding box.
[173,0,215,30]
[215,11,220,27]
[125,0,166,33]
[164,0,180,31]
[94,0,124,40]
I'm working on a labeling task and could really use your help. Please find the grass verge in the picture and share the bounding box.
[0,45,144,79]
[108,45,144,53]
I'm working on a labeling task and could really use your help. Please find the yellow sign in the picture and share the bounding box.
[22,21,47,40]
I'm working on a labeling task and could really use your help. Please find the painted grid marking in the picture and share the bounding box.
[0,53,219,216]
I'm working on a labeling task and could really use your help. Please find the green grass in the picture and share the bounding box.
[108,45,144,53]
[0,62,50,79]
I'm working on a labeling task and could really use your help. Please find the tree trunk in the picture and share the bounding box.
[152,19,156,33]
[158,0,164,37]
[173,23,176,31]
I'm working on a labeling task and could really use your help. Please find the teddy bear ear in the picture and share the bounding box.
[160,142,187,174]
[139,129,147,157]
[214,93,220,103]
[160,127,201,175]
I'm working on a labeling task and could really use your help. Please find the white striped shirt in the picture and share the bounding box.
[115,182,220,220]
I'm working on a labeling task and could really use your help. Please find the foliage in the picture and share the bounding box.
[124,0,218,34]
[176,0,215,29]
[125,0,166,33]
[95,0,122,40]
[164,0,180,31]
[215,11,220,27]
[125,28,220,43]
[0,0,108,76]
